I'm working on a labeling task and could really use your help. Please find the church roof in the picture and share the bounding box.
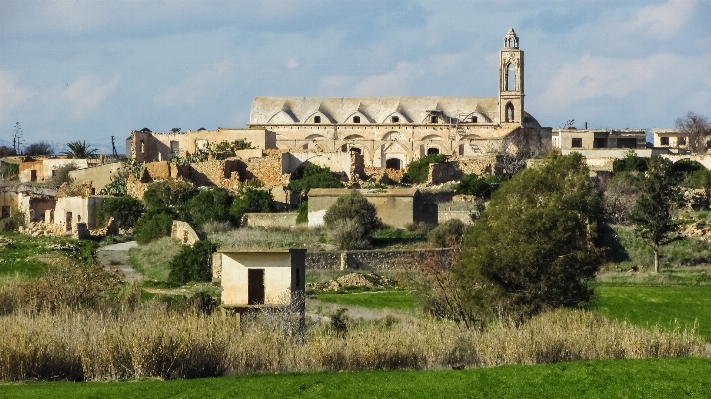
[249,96,501,125]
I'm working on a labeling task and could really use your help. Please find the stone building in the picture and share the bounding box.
[247,29,552,170]
[18,157,89,183]
[126,127,275,162]
[652,129,711,153]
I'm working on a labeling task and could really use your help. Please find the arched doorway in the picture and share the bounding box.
[427,147,440,155]
[385,158,402,170]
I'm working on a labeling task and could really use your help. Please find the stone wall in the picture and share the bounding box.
[242,212,298,228]
[68,162,125,193]
[305,248,453,270]
[242,151,289,187]
[454,155,501,176]
[188,159,241,190]
[438,211,474,225]
[211,248,453,278]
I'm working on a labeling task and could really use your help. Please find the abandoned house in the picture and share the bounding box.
[306,188,437,229]
[652,129,711,153]
[18,157,89,183]
[217,248,306,309]
[248,29,552,170]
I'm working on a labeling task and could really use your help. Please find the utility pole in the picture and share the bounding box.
[13,122,23,155]
[110,136,118,156]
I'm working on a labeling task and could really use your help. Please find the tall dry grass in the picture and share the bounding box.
[0,305,705,382]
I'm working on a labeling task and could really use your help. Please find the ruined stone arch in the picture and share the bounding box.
[267,110,298,124]
[378,140,410,170]
[343,134,366,140]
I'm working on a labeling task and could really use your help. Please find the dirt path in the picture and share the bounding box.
[96,241,144,283]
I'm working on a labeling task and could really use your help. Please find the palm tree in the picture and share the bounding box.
[61,141,98,159]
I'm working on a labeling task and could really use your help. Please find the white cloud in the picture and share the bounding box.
[155,61,233,106]
[286,58,300,69]
[0,71,34,119]
[352,63,422,96]
[58,75,119,118]
[623,0,696,38]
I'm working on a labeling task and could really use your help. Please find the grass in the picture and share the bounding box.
[1,358,709,398]
[0,232,82,278]
[600,224,711,271]
[312,290,415,310]
[594,284,711,342]
[209,226,333,252]
[128,236,182,281]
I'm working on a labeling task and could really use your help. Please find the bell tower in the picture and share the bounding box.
[499,28,524,124]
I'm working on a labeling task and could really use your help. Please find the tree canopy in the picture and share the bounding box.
[675,112,710,155]
[24,142,54,156]
[61,141,98,159]
[455,152,604,322]
[288,164,344,196]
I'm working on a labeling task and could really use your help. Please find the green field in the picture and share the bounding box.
[312,290,415,310]
[2,358,709,398]
[0,232,68,277]
[594,284,711,342]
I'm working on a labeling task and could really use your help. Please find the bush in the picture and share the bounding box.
[456,153,604,322]
[142,180,198,213]
[167,240,217,284]
[99,196,144,229]
[296,201,308,224]
[229,187,274,227]
[0,211,26,232]
[401,154,447,185]
[180,187,233,229]
[46,164,77,187]
[134,212,174,244]
[454,173,493,198]
[428,219,466,247]
[613,150,648,174]
[1,163,19,180]
[324,190,380,236]
[330,219,370,250]
[288,164,344,196]
[602,172,640,224]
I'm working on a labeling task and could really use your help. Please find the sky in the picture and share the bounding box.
[0,0,710,153]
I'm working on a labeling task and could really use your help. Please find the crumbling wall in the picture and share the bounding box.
[453,155,500,176]
[188,159,241,190]
[126,175,151,200]
[305,248,453,270]
[243,152,289,187]
[242,212,298,228]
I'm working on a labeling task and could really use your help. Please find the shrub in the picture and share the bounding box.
[142,180,198,213]
[167,240,217,284]
[229,187,274,227]
[134,212,174,244]
[454,173,492,198]
[330,219,370,250]
[401,154,447,185]
[288,164,344,196]
[179,187,233,229]
[296,201,308,224]
[99,196,144,229]
[324,190,381,237]
[330,307,349,338]
[428,219,466,247]
[612,150,648,174]
[0,211,26,232]
[46,164,77,187]
[1,163,19,180]
[602,172,640,224]
[202,221,232,234]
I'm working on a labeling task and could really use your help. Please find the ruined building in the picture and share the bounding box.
[247,29,552,170]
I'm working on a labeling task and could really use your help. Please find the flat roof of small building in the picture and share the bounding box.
[217,248,307,253]
[308,188,418,197]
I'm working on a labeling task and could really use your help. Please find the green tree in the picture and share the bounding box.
[401,154,447,184]
[323,190,381,249]
[229,187,274,226]
[630,156,680,273]
[168,240,217,284]
[99,196,145,229]
[61,141,98,159]
[142,180,198,213]
[288,164,344,197]
[455,153,603,322]
[24,141,54,156]
[454,173,493,198]
[179,187,234,229]
[613,150,648,174]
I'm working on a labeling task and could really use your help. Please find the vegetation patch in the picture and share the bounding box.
[128,236,182,281]
[313,290,415,310]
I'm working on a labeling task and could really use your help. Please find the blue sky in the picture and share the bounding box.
[1,0,709,153]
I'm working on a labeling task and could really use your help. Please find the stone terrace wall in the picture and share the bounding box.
[189,159,241,190]
[242,212,298,228]
[454,155,501,176]
[306,248,453,270]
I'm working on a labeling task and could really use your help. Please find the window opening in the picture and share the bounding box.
[507,63,515,91]
[391,116,399,123]
[30,170,37,182]
[472,116,478,123]
[617,138,637,149]
[660,137,669,146]
[678,137,686,145]
[430,115,438,124]
[385,158,401,170]
[170,140,179,154]
[571,138,583,148]
[353,116,361,123]
[593,138,607,148]
[314,115,321,123]
[427,147,440,155]
[350,147,362,154]
[140,140,145,154]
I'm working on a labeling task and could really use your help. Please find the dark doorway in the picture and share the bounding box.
[248,269,265,305]
[350,147,361,154]
[616,138,637,149]
[385,158,401,170]
[427,147,439,155]
[65,212,73,232]
[30,170,37,182]
[593,138,607,148]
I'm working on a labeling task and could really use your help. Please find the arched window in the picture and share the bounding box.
[506,103,515,122]
[507,63,515,91]
[353,116,361,123]
[314,115,321,123]
[427,147,440,155]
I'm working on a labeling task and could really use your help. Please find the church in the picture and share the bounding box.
[247,29,552,170]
